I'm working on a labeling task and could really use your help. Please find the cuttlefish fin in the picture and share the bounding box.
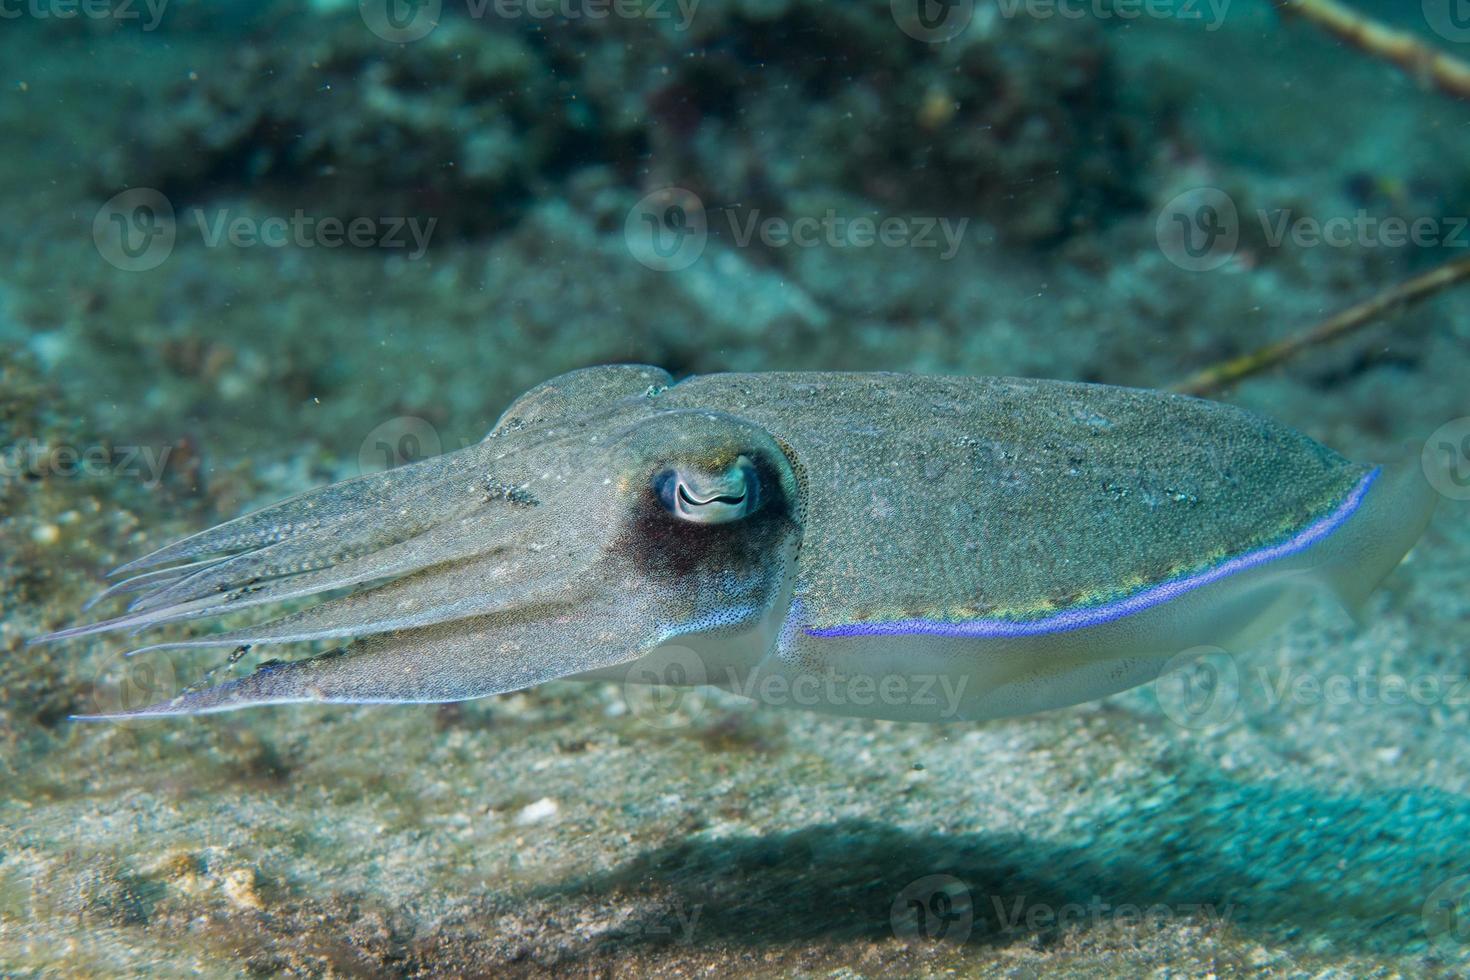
[1317,458,1436,625]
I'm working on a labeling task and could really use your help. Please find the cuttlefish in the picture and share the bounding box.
[37,366,1435,722]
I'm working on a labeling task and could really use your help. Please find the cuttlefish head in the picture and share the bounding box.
[35,366,805,717]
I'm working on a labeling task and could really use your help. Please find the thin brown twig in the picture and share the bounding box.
[1273,0,1470,101]
[1171,252,1470,397]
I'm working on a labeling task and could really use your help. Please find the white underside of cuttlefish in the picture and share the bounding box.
[35,366,1436,723]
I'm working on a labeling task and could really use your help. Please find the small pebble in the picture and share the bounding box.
[515,797,559,825]
[221,868,264,911]
[31,524,60,546]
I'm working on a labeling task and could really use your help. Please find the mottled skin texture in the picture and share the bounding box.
[657,372,1361,630]
[34,365,1432,721]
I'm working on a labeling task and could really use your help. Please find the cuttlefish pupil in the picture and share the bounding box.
[655,455,761,524]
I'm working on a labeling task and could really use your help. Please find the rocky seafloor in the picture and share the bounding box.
[2,1,1469,976]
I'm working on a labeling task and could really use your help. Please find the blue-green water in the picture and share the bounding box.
[1,2,1468,976]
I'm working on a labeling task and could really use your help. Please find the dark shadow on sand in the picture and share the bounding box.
[522,776,1466,964]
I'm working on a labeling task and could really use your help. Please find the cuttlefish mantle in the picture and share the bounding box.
[35,366,1436,723]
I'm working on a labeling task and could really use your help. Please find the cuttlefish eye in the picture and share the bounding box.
[653,455,761,524]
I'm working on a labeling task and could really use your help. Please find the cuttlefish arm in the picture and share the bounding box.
[36,365,802,717]
[35,367,1433,722]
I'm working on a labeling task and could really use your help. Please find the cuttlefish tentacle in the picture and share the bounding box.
[46,515,511,645]
[36,366,1433,722]
[54,383,678,643]
[82,557,234,612]
[121,478,503,615]
[106,593,668,715]
[120,555,552,655]
[107,445,482,578]
[40,478,495,642]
